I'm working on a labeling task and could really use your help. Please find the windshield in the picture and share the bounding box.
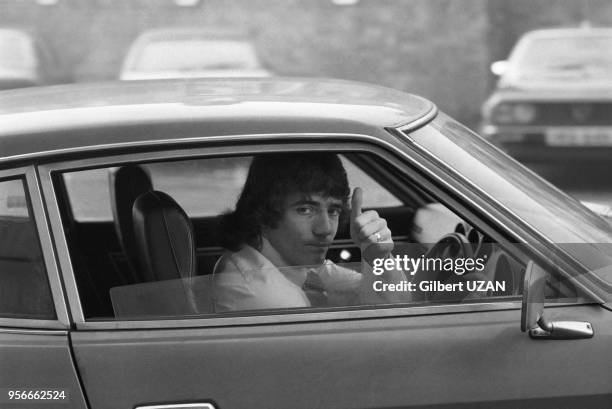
[130,39,261,72]
[0,31,35,71]
[408,113,612,286]
[508,34,612,81]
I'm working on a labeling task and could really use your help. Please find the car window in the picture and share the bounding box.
[56,151,533,321]
[0,178,55,320]
[340,156,402,208]
[511,34,612,80]
[0,30,36,71]
[130,40,261,72]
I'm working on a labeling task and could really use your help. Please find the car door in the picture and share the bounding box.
[39,139,612,409]
[0,166,87,409]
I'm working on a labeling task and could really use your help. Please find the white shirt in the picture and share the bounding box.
[212,244,364,312]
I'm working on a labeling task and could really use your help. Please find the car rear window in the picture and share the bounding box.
[513,34,612,80]
[0,178,55,320]
[0,31,36,70]
[131,40,261,72]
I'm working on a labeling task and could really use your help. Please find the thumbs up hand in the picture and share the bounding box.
[349,187,394,265]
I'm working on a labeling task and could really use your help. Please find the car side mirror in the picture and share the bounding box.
[521,261,593,339]
[490,60,509,76]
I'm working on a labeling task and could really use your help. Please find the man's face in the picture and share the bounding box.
[263,192,343,266]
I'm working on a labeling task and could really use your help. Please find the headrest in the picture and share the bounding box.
[133,191,195,282]
[109,165,152,276]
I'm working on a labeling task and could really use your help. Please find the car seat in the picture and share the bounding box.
[132,190,195,282]
[109,190,216,317]
[109,165,152,282]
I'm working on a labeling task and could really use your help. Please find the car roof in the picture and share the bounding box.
[0,78,435,163]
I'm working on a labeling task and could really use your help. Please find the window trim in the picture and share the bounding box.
[37,132,596,329]
[76,300,525,330]
[0,166,69,329]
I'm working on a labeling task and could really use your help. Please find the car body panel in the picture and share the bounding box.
[0,329,88,409]
[71,305,612,409]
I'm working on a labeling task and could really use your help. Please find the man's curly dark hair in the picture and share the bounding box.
[219,152,350,251]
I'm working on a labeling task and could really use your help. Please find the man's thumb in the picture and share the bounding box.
[351,187,363,221]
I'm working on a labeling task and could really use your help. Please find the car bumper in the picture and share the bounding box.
[481,124,612,164]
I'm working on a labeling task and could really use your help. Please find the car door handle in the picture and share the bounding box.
[136,404,216,409]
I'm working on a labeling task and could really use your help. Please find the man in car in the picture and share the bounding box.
[212,152,407,312]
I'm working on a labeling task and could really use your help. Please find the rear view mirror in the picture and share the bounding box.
[521,261,593,339]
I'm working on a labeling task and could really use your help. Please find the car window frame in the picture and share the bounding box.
[37,132,592,330]
[0,165,70,330]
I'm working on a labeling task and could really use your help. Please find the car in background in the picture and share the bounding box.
[0,28,68,90]
[119,28,271,80]
[481,27,612,165]
[1,78,611,409]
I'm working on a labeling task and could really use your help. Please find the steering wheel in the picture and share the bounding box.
[411,233,474,302]
[425,232,474,261]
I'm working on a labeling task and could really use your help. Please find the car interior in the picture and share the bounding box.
[52,151,572,320]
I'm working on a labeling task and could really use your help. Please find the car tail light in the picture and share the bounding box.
[491,103,536,124]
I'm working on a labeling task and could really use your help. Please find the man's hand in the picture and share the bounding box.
[350,187,394,265]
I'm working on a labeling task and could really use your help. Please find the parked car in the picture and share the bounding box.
[119,28,271,80]
[0,27,68,90]
[481,27,612,165]
[0,78,610,409]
